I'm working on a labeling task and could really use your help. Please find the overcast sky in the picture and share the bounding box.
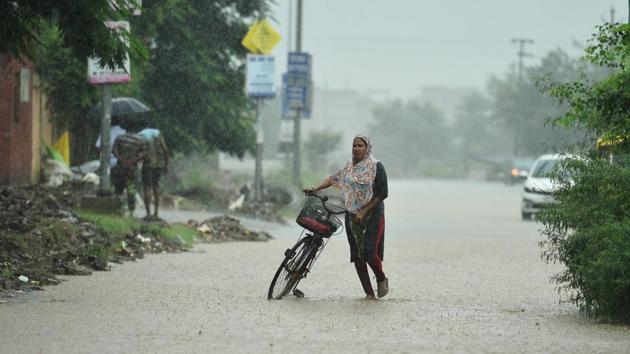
[269,0,627,99]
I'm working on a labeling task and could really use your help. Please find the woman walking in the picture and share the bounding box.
[305,135,389,299]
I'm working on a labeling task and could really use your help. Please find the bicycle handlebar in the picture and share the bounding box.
[303,190,347,215]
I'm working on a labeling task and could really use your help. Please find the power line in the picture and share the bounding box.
[511,38,534,80]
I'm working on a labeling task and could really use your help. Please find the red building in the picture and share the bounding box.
[0,55,54,185]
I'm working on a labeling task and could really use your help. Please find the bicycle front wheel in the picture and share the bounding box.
[267,236,313,300]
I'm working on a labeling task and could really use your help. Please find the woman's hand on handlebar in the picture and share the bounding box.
[303,187,317,195]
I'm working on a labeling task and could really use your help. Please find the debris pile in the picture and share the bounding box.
[188,215,273,242]
[0,185,188,295]
[1,185,69,232]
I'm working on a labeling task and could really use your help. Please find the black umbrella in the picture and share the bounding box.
[90,97,151,128]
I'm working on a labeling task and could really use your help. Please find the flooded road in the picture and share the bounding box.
[2,180,629,353]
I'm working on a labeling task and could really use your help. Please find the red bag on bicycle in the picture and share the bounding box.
[296,196,340,237]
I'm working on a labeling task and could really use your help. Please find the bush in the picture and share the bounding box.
[538,156,630,321]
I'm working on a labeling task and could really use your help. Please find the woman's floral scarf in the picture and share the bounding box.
[329,135,378,213]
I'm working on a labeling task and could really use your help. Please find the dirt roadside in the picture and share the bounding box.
[0,182,273,299]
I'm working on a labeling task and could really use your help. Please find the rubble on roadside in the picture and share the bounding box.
[187,215,273,242]
[0,179,278,299]
[0,184,189,296]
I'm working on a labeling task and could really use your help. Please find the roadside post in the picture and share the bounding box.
[242,19,281,202]
[282,51,312,188]
[286,0,312,188]
[87,20,132,195]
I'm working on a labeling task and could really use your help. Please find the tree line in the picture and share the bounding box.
[3,0,273,164]
[368,48,608,177]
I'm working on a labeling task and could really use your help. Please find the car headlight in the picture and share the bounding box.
[524,186,533,193]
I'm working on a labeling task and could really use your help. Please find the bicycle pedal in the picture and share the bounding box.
[293,289,304,298]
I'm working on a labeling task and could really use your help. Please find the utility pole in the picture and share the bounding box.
[254,0,265,201]
[511,38,534,80]
[610,6,616,23]
[254,98,264,201]
[288,0,293,53]
[292,0,303,188]
[98,84,112,195]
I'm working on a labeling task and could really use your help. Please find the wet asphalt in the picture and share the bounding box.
[1,179,629,353]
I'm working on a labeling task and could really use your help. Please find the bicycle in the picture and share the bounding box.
[267,192,347,300]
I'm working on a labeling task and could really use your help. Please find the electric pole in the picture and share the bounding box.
[511,38,534,80]
[254,0,265,201]
[292,0,303,188]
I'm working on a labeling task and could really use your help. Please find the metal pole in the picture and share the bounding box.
[511,38,533,81]
[98,84,112,195]
[251,0,266,201]
[288,0,293,52]
[292,0,303,187]
[254,98,264,201]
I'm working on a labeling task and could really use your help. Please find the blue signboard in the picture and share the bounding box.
[282,73,311,118]
[282,52,312,117]
[288,52,311,75]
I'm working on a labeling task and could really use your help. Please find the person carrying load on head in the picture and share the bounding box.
[138,127,170,221]
[111,132,146,217]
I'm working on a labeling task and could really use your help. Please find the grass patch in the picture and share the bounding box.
[145,223,197,247]
[75,210,198,249]
[85,244,113,260]
[75,210,141,238]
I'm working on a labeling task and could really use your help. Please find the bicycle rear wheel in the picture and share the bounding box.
[268,236,313,300]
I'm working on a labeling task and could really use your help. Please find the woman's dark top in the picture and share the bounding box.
[344,162,388,263]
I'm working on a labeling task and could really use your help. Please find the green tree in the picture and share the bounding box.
[538,23,630,322]
[452,91,511,158]
[1,0,144,69]
[138,0,269,156]
[487,49,595,156]
[31,0,272,162]
[33,24,103,162]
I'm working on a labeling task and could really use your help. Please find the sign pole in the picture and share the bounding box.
[292,0,304,188]
[241,13,280,200]
[89,21,131,196]
[254,98,264,201]
[292,107,301,187]
[98,84,113,195]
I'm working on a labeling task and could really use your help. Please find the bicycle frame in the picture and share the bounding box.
[268,192,347,299]
[294,234,324,274]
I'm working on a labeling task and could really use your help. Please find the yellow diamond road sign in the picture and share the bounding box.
[242,19,281,55]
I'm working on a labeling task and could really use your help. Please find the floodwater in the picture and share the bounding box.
[1,180,629,353]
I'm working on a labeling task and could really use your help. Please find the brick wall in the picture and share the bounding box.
[0,56,35,185]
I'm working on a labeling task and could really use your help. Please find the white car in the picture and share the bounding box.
[521,154,568,220]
